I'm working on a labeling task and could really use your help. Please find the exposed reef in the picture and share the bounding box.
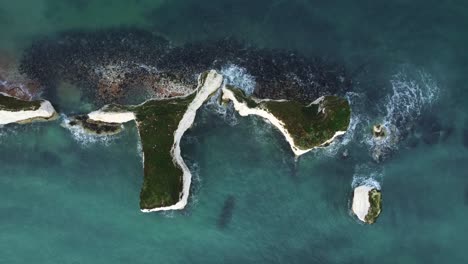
[221,86,350,155]
[352,185,382,224]
[19,28,351,106]
[0,93,57,125]
[0,50,42,100]
[65,115,123,135]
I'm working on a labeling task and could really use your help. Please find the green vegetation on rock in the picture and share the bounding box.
[133,94,196,209]
[365,189,382,224]
[226,85,259,108]
[68,115,123,135]
[0,94,41,111]
[226,87,351,150]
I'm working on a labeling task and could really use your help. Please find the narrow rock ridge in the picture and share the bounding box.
[221,87,347,156]
[142,70,223,212]
[0,95,57,125]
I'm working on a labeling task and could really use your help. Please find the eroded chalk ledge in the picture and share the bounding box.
[0,93,57,125]
[352,185,382,224]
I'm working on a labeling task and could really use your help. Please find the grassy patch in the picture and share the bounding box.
[225,86,351,150]
[227,85,258,108]
[262,96,350,149]
[365,189,382,224]
[133,94,196,209]
[101,103,136,112]
[0,94,42,111]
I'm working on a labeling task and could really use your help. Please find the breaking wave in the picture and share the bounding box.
[351,164,383,189]
[60,114,121,146]
[0,124,19,141]
[365,68,440,162]
[350,67,440,193]
[220,64,256,95]
[204,64,257,126]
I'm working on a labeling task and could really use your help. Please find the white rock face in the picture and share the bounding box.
[0,100,56,125]
[87,110,135,123]
[352,185,373,222]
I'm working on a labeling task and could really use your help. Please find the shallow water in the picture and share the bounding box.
[1,1,468,263]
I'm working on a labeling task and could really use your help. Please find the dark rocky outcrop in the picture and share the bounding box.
[19,28,352,106]
[67,115,122,135]
[217,195,235,229]
[0,50,42,100]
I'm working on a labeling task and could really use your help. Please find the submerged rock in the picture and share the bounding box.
[19,28,351,106]
[217,195,236,229]
[463,129,468,148]
[340,149,350,160]
[0,50,42,100]
[352,185,382,224]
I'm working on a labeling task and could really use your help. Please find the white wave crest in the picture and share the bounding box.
[207,64,256,126]
[385,70,439,129]
[351,164,383,189]
[204,83,239,126]
[367,68,440,161]
[220,64,256,95]
[60,114,121,146]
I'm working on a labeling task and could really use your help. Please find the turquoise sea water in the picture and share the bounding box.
[1,1,468,263]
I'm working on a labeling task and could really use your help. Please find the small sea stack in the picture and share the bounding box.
[352,185,382,224]
[373,124,386,139]
[370,124,400,162]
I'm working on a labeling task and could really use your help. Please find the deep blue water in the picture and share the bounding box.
[1,1,468,263]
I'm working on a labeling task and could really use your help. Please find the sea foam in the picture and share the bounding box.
[60,114,121,146]
[350,68,439,196]
[351,164,383,189]
[206,63,256,126]
[220,64,256,95]
[366,68,440,161]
